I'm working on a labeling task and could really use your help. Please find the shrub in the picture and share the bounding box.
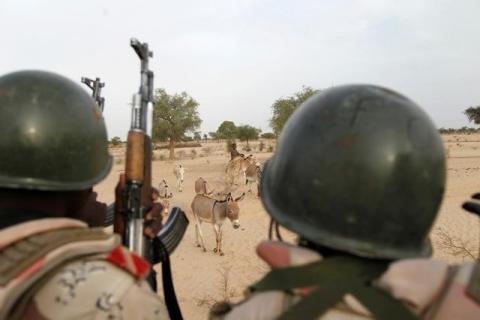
[202,146,213,156]
[110,136,122,146]
[260,132,276,139]
[259,141,265,152]
[154,142,202,149]
[190,149,198,159]
[176,150,187,159]
[242,145,251,152]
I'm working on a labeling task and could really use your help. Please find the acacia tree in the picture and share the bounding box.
[464,106,480,125]
[110,136,122,146]
[216,121,237,139]
[152,88,202,159]
[237,125,261,146]
[270,86,318,136]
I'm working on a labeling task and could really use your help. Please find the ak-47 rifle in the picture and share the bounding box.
[81,77,105,112]
[122,37,155,264]
[111,37,187,320]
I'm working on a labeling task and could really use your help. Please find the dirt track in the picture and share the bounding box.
[95,137,480,319]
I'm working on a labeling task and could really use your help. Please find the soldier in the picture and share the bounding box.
[211,85,480,319]
[0,70,168,319]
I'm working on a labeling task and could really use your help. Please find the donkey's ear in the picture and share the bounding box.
[235,193,246,202]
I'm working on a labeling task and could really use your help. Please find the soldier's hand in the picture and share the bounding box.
[113,174,126,235]
[256,241,321,296]
[114,174,164,239]
[144,202,163,239]
[76,190,107,227]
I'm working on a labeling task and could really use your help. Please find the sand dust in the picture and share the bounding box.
[95,137,480,319]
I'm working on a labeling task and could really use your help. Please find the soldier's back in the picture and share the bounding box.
[0,218,168,320]
[211,242,480,320]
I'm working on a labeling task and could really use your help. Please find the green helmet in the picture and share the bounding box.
[0,70,112,191]
[261,85,446,260]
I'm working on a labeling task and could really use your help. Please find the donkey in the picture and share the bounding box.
[245,162,262,197]
[157,179,173,199]
[191,193,245,255]
[225,155,254,186]
[173,164,185,192]
[194,177,215,196]
[153,182,172,217]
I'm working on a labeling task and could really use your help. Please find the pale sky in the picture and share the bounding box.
[1,0,479,139]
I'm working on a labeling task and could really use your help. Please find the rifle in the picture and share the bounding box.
[81,77,105,111]
[111,37,187,319]
[122,37,154,264]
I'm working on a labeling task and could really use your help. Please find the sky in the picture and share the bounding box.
[1,0,479,139]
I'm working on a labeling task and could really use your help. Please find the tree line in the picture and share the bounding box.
[109,85,318,158]
[111,85,480,159]
[146,85,318,159]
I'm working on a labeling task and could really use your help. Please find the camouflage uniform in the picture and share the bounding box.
[212,242,480,320]
[0,218,168,320]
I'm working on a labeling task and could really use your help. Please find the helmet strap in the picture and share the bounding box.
[268,218,284,242]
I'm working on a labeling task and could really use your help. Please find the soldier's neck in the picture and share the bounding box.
[0,188,86,220]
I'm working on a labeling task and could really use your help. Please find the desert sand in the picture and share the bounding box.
[94,135,480,319]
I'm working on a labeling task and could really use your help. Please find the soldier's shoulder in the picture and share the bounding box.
[33,254,167,319]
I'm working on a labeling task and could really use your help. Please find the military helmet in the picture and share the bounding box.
[261,85,446,259]
[0,70,112,191]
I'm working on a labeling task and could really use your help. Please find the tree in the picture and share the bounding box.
[203,133,208,141]
[110,136,122,146]
[216,121,237,139]
[261,132,276,139]
[194,131,202,141]
[464,106,480,125]
[236,125,261,145]
[152,88,202,159]
[208,132,219,142]
[270,86,318,135]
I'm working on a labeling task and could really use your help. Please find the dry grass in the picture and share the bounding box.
[194,295,217,308]
[152,152,168,161]
[190,149,198,159]
[435,227,479,261]
[193,266,237,308]
[218,266,236,302]
[202,146,213,157]
[154,142,202,149]
[176,150,187,160]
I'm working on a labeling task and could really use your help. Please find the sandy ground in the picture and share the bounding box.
[94,136,480,319]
